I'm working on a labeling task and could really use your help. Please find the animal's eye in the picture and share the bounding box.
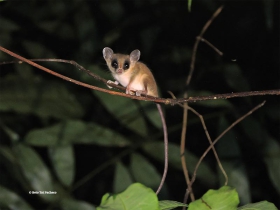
[124,61,130,70]
[111,60,118,69]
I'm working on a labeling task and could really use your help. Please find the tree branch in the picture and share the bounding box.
[0,46,279,106]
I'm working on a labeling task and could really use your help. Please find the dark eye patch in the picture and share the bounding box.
[123,60,130,70]
[111,59,118,69]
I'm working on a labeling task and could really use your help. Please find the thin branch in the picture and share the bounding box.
[175,90,280,103]
[199,38,223,56]
[181,93,195,202]
[0,46,163,103]
[169,90,195,202]
[187,106,228,186]
[23,58,119,89]
[186,101,266,199]
[181,6,225,207]
[169,91,228,204]
[186,5,224,86]
[0,46,279,105]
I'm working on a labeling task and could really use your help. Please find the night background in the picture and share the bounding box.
[0,0,279,209]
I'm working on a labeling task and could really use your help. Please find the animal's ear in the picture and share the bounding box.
[103,47,114,60]
[130,49,140,62]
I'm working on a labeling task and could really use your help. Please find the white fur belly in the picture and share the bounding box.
[113,73,130,87]
[113,72,144,91]
[129,80,144,90]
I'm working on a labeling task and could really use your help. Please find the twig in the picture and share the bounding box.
[176,90,280,103]
[168,91,195,201]
[169,91,228,203]
[181,93,195,201]
[199,38,223,56]
[181,6,225,206]
[186,5,224,86]
[187,106,228,186]
[21,58,118,88]
[186,101,266,199]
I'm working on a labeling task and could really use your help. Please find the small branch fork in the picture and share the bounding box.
[185,101,266,201]
[176,5,277,209]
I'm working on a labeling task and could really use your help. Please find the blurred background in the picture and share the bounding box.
[0,0,279,209]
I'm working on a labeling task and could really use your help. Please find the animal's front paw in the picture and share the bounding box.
[107,80,119,89]
[135,90,147,97]
[125,88,135,95]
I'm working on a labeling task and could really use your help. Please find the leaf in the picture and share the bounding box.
[1,124,20,143]
[217,161,251,204]
[188,0,192,11]
[0,185,34,210]
[97,183,160,210]
[49,145,75,187]
[142,142,217,186]
[0,146,29,188]
[25,120,130,147]
[130,153,161,191]
[0,75,84,119]
[60,198,96,210]
[159,200,188,210]
[238,201,278,210]
[94,91,148,136]
[113,162,133,193]
[217,161,251,203]
[188,186,239,210]
[13,144,56,202]
[0,146,17,165]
